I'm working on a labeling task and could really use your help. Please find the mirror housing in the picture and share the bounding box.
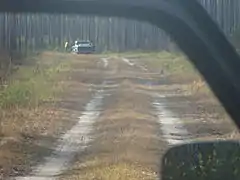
[162,141,240,180]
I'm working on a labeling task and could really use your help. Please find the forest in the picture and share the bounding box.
[0,0,240,67]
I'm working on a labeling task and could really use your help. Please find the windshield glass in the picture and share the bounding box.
[0,2,239,179]
[78,42,90,45]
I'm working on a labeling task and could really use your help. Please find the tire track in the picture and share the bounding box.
[56,56,163,180]
[152,95,191,145]
[122,57,135,66]
[14,82,111,180]
[122,56,189,145]
[13,57,115,180]
[100,57,109,68]
[121,57,148,71]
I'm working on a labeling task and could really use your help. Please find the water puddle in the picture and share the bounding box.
[152,95,192,145]
[122,57,135,66]
[101,57,109,68]
[120,77,172,87]
[121,57,148,71]
[14,81,111,180]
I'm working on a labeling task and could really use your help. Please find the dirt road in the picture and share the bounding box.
[10,53,238,180]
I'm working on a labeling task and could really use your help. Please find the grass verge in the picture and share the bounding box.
[60,160,157,180]
[120,51,212,96]
[0,52,71,109]
[0,51,74,178]
[115,51,239,139]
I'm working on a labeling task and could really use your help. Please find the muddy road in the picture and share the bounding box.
[10,53,237,180]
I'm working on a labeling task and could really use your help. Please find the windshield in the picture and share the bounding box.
[78,42,91,45]
[0,2,239,179]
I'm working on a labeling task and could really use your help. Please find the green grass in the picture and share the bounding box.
[102,50,201,77]
[106,50,210,96]
[0,53,71,109]
[149,52,196,73]
[111,50,197,74]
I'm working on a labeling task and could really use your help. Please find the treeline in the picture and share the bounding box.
[198,0,240,35]
[0,14,171,54]
[0,0,240,55]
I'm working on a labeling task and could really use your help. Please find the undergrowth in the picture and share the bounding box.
[0,53,70,109]
[118,51,209,95]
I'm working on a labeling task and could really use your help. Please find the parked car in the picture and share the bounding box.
[71,40,95,54]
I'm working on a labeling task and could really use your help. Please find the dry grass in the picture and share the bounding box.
[0,52,72,178]
[120,51,196,74]
[0,51,104,178]
[53,53,240,180]
[127,52,220,99]
[60,159,157,180]
[0,107,71,177]
[193,129,240,142]
[58,77,164,180]
[119,52,239,141]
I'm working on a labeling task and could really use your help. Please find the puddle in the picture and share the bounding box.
[152,95,192,145]
[14,81,111,180]
[121,57,148,71]
[152,92,235,144]
[114,77,170,86]
[132,77,173,86]
[122,57,134,66]
[101,58,109,68]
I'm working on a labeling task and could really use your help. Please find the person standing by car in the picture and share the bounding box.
[64,41,69,52]
[71,41,79,53]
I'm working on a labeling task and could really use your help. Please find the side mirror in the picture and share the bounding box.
[162,141,240,180]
